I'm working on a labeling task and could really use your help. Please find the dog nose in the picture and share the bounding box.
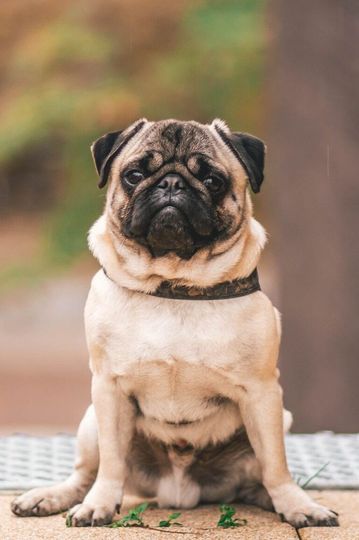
[158,174,186,193]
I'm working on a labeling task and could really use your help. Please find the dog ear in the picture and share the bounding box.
[213,121,266,193]
[91,118,147,188]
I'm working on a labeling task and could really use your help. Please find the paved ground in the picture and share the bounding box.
[1,491,358,540]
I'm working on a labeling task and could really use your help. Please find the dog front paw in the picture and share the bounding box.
[280,504,339,528]
[11,484,85,517]
[68,502,119,527]
[67,481,122,527]
[270,482,339,528]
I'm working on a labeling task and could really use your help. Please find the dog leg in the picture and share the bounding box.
[68,374,135,527]
[236,376,338,527]
[189,425,272,508]
[12,405,98,517]
[237,483,273,510]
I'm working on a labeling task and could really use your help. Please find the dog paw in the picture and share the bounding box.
[67,502,119,527]
[270,482,339,528]
[11,485,83,517]
[66,480,122,527]
[280,504,339,528]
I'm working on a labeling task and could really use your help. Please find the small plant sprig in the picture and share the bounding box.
[158,512,182,528]
[296,461,330,489]
[217,505,247,528]
[107,502,149,528]
[65,501,249,533]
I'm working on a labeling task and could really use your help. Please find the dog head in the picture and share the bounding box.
[91,118,265,260]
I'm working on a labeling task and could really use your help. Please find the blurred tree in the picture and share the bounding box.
[268,0,359,431]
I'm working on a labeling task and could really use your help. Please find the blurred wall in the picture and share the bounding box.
[268,0,359,431]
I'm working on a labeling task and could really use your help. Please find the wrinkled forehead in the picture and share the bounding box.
[130,120,216,163]
[113,119,244,181]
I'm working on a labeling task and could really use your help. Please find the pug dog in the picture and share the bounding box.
[12,119,338,528]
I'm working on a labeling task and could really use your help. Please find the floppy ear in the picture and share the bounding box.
[213,122,266,193]
[91,118,147,188]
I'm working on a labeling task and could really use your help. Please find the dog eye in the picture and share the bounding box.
[123,170,145,185]
[203,176,225,194]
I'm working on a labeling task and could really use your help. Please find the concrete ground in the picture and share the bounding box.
[1,491,358,540]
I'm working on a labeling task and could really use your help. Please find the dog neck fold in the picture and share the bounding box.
[88,215,266,294]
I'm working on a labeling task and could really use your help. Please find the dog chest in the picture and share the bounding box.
[85,271,273,377]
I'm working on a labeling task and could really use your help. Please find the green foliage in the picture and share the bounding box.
[107,502,149,528]
[66,502,249,531]
[158,511,182,527]
[217,504,247,528]
[44,135,104,264]
[146,0,266,129]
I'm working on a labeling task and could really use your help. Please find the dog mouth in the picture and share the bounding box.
[145,205,195,258]
[123,192,216,259]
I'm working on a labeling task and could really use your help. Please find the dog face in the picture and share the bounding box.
[91,119,265,259]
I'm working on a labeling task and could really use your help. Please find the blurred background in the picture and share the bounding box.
[0,0,357,433]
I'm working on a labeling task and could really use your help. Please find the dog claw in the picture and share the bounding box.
[68,502,116,527]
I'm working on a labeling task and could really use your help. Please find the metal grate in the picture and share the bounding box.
[285,433,359,489]
[0,432,358,491]
[0,434,75,490]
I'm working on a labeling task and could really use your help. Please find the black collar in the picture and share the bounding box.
[102,267,260,301]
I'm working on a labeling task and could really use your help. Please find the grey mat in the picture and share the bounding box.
[0,432,358,491]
